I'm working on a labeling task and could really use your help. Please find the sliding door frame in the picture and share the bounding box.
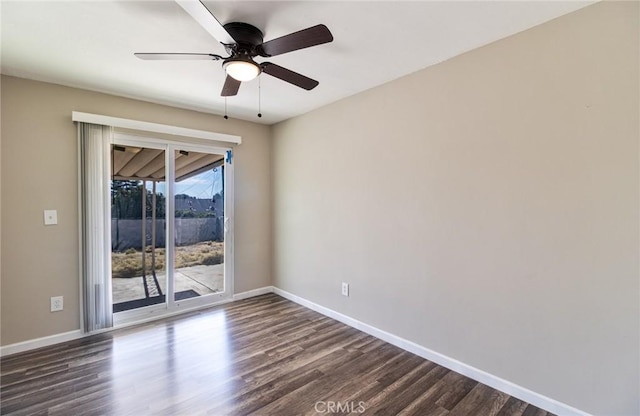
[111,132,234,325]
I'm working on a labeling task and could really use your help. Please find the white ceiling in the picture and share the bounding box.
[1,1,594,125]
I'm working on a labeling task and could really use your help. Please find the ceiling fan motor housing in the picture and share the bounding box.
[221,22,264,81]
[223,22,264,52]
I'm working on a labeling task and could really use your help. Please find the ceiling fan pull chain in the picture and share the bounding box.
[224,97,229,120]
[258,76,262,118]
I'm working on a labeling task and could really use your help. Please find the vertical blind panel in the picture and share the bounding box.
[79,122,113,332]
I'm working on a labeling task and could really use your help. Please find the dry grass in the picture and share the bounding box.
[112,241,224,278]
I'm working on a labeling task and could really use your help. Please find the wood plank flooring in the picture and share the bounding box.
[0,294,555,416]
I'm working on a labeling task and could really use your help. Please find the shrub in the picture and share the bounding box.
[202,253,224,265]
[112,241,224,277]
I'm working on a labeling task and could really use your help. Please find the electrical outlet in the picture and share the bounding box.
[341,282,349,297]
[51,296,63,312]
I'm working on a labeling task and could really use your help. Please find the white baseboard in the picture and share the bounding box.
[272,287,591,416]
[0,286,274,358]
[0,330,83,358]
[233,286,274,301]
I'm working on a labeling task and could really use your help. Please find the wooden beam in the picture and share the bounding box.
[136,152,166,178]
[119,148,163,178]
[176,154,224,180]
[112,148,137,174]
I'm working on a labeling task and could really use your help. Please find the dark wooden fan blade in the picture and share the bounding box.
[176,0,236,44]
[261,62,319,90]
[259,24,333,57]
[135,53,222,60]
[221,75,241,96]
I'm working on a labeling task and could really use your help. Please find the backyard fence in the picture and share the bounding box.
[111,218,223,251]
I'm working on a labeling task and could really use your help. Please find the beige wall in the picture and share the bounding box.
[0,75,272,345]
[272,2,639,415]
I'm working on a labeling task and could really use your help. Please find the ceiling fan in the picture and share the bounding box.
[135,0,334,97]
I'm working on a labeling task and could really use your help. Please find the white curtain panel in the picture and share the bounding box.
[79,122,113,332]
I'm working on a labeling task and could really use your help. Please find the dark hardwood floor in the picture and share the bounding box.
[1,294,554,416]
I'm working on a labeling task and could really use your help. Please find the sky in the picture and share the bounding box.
[146,167,223,199]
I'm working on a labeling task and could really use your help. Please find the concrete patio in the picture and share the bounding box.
[112,263,224,305]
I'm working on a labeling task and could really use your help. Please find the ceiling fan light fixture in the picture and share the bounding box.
[223,59,261,82]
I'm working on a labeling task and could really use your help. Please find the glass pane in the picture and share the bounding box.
[111,144,167,312]
[173,149,225,302]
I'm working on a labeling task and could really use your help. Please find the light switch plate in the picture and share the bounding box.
[44,210,58,225]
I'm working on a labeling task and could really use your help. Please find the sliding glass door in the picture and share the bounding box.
[111,143,167,312]
[110,135,233,320]
[172,148,226,302]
